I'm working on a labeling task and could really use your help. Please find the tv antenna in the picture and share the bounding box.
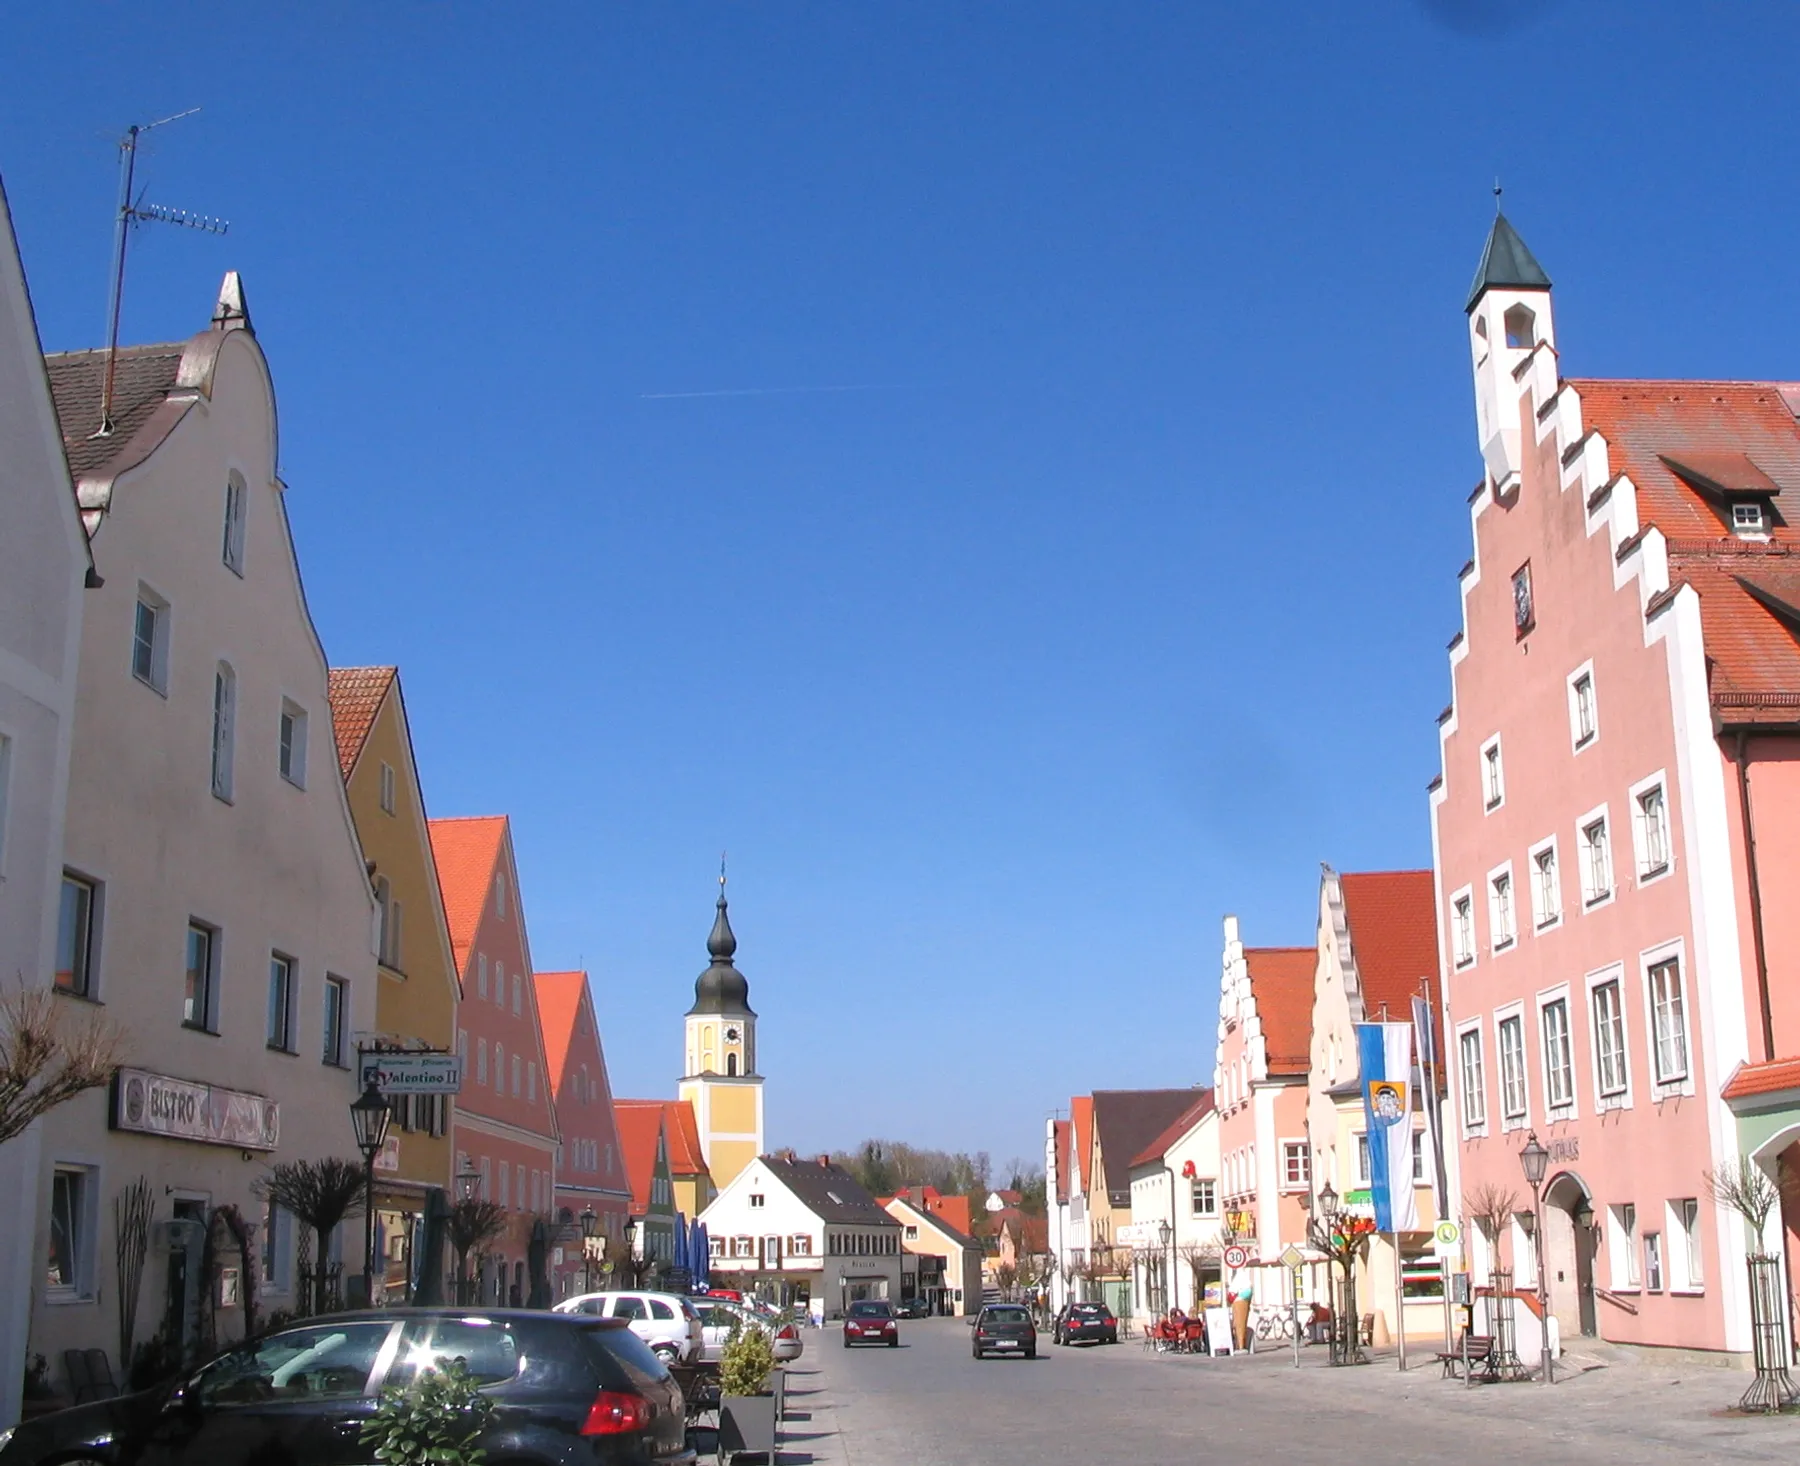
[95,108,229,438]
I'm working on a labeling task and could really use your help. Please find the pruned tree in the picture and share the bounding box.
[446,1198,508,1302]
[1705,1158,1781,1249]
[0,981,127,1145]
[993,1261,1019,1297]
[253,1158,367,1315]
[1464,1180,1518,1246]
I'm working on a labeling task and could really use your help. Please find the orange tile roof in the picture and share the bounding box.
[325,667,395,779]
[613,1103,665,1215]
[1573,379,1800,717]
[615,1099,708,1178]
[928,1193,974,1237]
[1340,870,1439,1018]
[533,971,587,1087]
[1721,1056,1800,1101]
[426,816,507,972]
[1245,947,1316,1075]
[1130,1089,1216,1168]
[1071,1096,1094,1193]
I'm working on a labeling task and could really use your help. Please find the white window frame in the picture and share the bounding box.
[1577,803,1613,909]
[379,762,397,815]
[211,662,237,802]
[1410,1129,1429,1185]
[1643,1230,1664,1293]
[477,953,489,1000]
[260,1201,295,1294]
[1641,942,1694,1098]
[56,870,102,999]
[1488,861,1516,952]
[476,1038,489,1086]
[222,470,248,575]
[1495,1006,1530,1130]
[1280,1140,1310,1191]
[1528,837,1561,931]
[132,585,171,695]
[1456,1020,1488,1137]
[1670,1198,1703,1293]
[1586,964,1632,1111]
[1512,1212,1538,1288]
[46,1162,100,1302]
[512,973,522,1015]
[1566,662,1598,752]
[1190,1178,1217,1217]
[184,920,220,1033]
[1628,771,1673,886]
[1353,1132,1371,1186]
[1732,500,1768,536]
[1537,987,1577,1120]
[1480,735,1505,813]
[1608,1203,1640,1290]
[1450,885,1476,969]
[278,699,308,789]
[267,951,297,1053]
[322,974,349,1067]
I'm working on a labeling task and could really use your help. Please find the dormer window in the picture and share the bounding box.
[1504,304,1536,350]
[1733,501,1767,536]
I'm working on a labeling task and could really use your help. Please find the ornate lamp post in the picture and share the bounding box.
[580,1207,598,1295]
[349,1081,392,1309]
[456,1166,480,1201]
[1518,1130,1552,1385]
[623,1215,640,1286]
[1157,1220,1172,1318]
[838,1269,848,1321]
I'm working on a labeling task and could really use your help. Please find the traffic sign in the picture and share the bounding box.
[1431,1220,1462,1257]
[1278,1244,1305,1270]
[1222,1244,1250,1270]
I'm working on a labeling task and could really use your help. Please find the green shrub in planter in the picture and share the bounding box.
[719,1324,776,1398]
[360,1358,494,1466]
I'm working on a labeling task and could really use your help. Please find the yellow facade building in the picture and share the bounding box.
[327,668,461,1294]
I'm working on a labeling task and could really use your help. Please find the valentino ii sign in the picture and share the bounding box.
[111,1068,280,1151]
[358,1051,463,1094]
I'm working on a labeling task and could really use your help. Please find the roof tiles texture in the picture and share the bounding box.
[763,1156,897,1226]
[325,667,395,779]
[1245,947,1317,1075]
[1071,1097,1094,1194]
[532,971,586,1088]
[426,817,507,973]
[1130,1089,1217,1168]
[1092,1089,1206,1203]
[1339,870,1439,1028]
[1721,1057,1800,1101]
[614,1104,665,1215]
[615,1099,707,1177]
[45,344,185,480]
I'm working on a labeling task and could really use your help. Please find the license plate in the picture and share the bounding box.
[992,1340,1018,1348]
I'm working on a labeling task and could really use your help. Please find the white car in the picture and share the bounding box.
[696,1299,806,1363]
[553,1289,705,1364]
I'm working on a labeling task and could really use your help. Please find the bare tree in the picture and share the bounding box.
[1464,1181,1518,1245]
[253,1159,367,1315]
[0,982,127,1144]
[446,1198,508,1301]
[1705,1158,1781,1248]
[993,1261,1019,1297]
[1176,1239,1219,1309]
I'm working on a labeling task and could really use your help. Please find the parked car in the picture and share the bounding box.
[703,1287,744,1303]
[842,1300,898,1348]
[894,1297,931,1319]
[1053,1301,1118,1346]
[971,1302,1037,1360]
[696,1299,805,1363]
[554,1289,705,1364]
[0,1309,693,1466]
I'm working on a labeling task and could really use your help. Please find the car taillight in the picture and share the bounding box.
[777,1325,797,1340]
[582,1391,652,1436]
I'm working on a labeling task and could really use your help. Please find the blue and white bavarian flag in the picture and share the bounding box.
[1355,1021,1417,1233]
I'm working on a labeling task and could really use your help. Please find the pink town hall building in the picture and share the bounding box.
[1433,213,1800,1362]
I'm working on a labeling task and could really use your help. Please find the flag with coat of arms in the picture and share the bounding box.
[1355,1022,1417,1233]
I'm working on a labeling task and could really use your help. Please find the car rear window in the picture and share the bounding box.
[985,1306,1032,1324]
[579,1322,670,1394]
[848,1302,890,1318]
[1070,1304,1107,1317]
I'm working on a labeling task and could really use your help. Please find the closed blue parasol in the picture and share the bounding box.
[694,1221,709,1289]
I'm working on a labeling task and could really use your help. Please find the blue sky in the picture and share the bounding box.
[6,3,1799,1169]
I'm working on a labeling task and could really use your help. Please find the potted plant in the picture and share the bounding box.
[360,1358,494,1466]
[717,1323,778,1463]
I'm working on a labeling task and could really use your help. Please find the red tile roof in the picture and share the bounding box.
[44,344,186,480]
[1130,1089,1217,1168]
[1071,1097,1094,1194]
[426,817,507,972]
[325,667,395,779]
[1574,379,1800,719]
[1245,947,1316,1075]
[1339,871,1438,1019]
[613,1103,665,1215]
[615,1099,708,1178]
[532,971,586,1088]
[1721,1056,1800,1101]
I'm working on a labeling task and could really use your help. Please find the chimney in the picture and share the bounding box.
[817,1153,830,1168]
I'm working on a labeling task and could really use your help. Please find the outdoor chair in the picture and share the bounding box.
[63,1350,117,1404]
[1435,1334,1495,1380]
[1182,1321,1206,1354]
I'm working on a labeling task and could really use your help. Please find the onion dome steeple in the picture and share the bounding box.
[689,862,755,1017]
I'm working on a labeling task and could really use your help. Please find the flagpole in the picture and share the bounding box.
[1394,1231,1407,1371]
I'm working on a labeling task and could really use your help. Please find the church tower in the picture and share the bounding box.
[677,873,764,1192]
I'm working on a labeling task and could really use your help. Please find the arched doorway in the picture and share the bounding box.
[1543,1171,1597,1338]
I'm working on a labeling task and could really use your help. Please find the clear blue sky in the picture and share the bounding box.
[6,4,1798,1170]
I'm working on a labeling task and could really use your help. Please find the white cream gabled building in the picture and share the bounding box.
[31,277,379,1387]
[0,179,92,1428]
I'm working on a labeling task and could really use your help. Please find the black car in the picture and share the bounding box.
[1053,1301,1118,1345]
[971,1303,1036,1360]
[894,1297,931,1319]
[0,1309,695,1466]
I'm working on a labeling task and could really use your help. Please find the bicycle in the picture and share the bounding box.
[1253,1305,1298,1341]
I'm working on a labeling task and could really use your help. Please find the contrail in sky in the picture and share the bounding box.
[638,383,899,400]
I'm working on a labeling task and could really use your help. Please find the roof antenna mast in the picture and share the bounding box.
[95,109,229,438]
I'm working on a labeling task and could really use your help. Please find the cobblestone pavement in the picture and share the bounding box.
[796,1317,1800,1466]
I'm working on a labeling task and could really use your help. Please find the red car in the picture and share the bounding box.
[843,1299,898,1347]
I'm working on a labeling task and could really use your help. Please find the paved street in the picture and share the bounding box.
[784,1318,1800,1466]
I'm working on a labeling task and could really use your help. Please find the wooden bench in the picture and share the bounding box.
[1436,1334,1494,1379]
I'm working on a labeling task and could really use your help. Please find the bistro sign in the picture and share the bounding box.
[112,1068,280,1151]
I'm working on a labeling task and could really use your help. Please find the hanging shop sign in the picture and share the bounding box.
[112,1068,280,1151]
[358,1051,463,1094]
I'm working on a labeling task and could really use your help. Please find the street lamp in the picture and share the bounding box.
[623,1215,640,1285]
[1157,1220,1172,1317]
[456,1166,480,1201]
[1518,1130,1552,1386]
[580,1207,598,1294]
[838,1269,848,1321]
[349,1081,392,1309]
